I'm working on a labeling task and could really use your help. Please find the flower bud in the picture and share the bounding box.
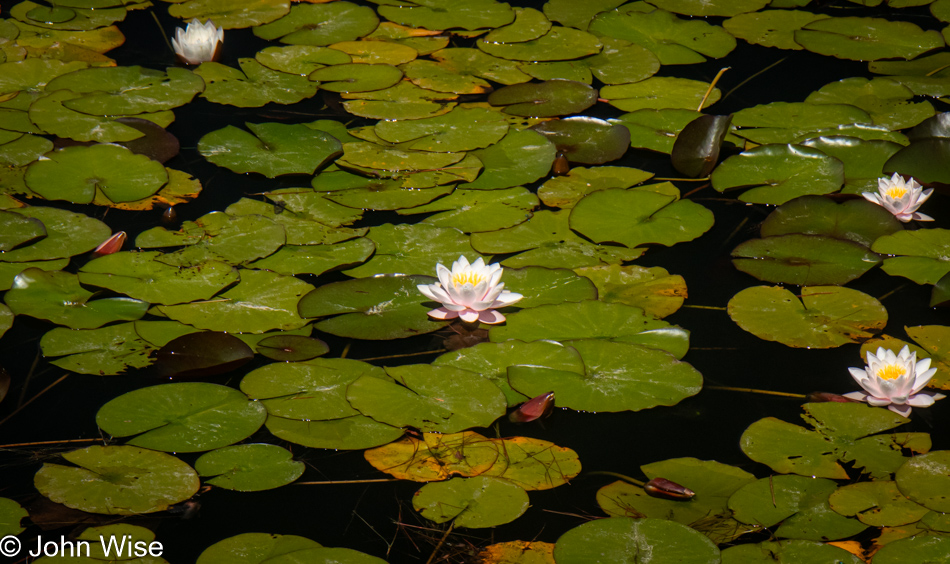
[644,477,695,500]
[509,391,555,423]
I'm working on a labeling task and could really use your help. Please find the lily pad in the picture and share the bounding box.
[731,234,882,286]
[375,107,508,152]
[728,285,887,348]
[413,476,529,528]
[309,63,403,93]
[649,0,769,17]
[157,269,313,333]
[196,533,322,564]
[248,238,375,277]
[554,517,720,564]
[723,10,831,50]
[530,117,630,164]
[199,122,341,178]
[872,229,950,285]
[343,223,484,277]
[34,445,200,515]
[805,77,934,131]
[542,0,626,30]
[883,138,950,185]
[601,77,720,112]
[740,402,930,479]
[299,274,447,340]
[711,144,845,205]
[728,474,868,540]
[538,166,654,208]
[491,300,689,358]
[398,187,537,232]
[195,59,317,107]
[614,108,704,154]
[0,497,27,537]
[195,444,304,492]
[759,196,902,247]
[6,268,148,329]
[574,264,686,318]
[379,0,515,32]
[489,80,596,118]
[256,45,352,75]
[720,540,863,564]
[40,322,159,375]
[896,451,950,513]
[47,66,204,115]
[347,364,506,433]
[478,26,602,61]
[26,143,168,204]
[253,2,379,45]
[570,187,714,249]
[829,480,930,526]
[167,0,291,29]
[795,17,945,61]
[265,414,403,450]
[241,358,389,420]
[79,251,238,305]
[459,128,556,190]
[137,211,287,266]
[485,8,551,43]
[731,102,872,145]
[341,81,458,120]
[0,208,45,250]
[152,331,255,379]
[590,8,735,65]
[872,536,950,564]
[96,382,267,452]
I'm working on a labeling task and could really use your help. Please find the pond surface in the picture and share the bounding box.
[1,0,950,562]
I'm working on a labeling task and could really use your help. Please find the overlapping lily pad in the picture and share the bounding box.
[795,17,945,61]
[265,413,403,450]
[199,122,342,178]
[253,2,379,45]
[195,59,317,107]
[871,229,950,285]
[374,107,508,152]
[195,444,304,492]
[728,285,887,348]
[601,77,720,112]
[554,518,720,564]
[380,0,514,32]
[574,264,686,318]
[711,144,845,204]
[96,382,267,452]
[414,476,529,528]
[590,8,735,65]
[731,234,882,286]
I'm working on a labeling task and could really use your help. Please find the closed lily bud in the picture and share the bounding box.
[509,391,555,423]
[806,391,858,403]
[162,206,178,225]
[552,153,570,176]
[92,231,126,257]
[644,477,695,500]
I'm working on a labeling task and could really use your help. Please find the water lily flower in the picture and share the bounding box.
[862,173,934,222]
[417,255,522,324]
[644,478,695,500]
[843,346,946,417]
[171,19,223,65]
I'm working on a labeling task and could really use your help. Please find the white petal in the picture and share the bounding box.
[491,290,523,307]
[913,212,935,221]
[417,283,443,302]
[427,307,458,320]
[456,283,478,307]
[906,393,936,407]
[843,391,869,402]
[889,404,912,417]
[459,309,480,323]
[478,310,506,324]
[436,263,452,288]
[866,396,892,407]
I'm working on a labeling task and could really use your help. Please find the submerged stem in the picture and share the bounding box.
[707,385,807,399]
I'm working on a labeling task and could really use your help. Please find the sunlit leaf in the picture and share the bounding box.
[195,444,304,492]
[34,445,199,515]
[478,26,602,61]
[0,498,27,537]
[41,322,158,375]
[575,264,686,318]
[343,223,484,277]
[732,234,882,286]
[379,0,514,31]
[265,413,403,450]
[806,77,934,130]
[723,10,831,50]
[485,8,551,43]
[375,107,509,152]
[830,480,930,526]
[398,187,537,232]
[590,8,735,65]
[195,59,317,107]
[196,533,322,564]
[554,517,720,564]
[168,0,291,29]
[414,476,529,528]
[731,102,872,145]
[711,144,845,205]
[489,80,597,117]
[800,136,904,194]
[460,128,556,190]
[720,540,863,564]
[601,77,720,112]
[795,17,945,61]
[199,122,342,178]
[896,451,950,513]
[872,229,950,285]
[253,2,376,45]
[47,66,204,115]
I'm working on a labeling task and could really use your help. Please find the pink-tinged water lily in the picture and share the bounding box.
[417,256,523,324]
[172,19,223,65]
[862,173,934,222]
[843,345,945,417]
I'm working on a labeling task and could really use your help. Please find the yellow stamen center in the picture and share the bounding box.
[452,272,484,287]
[885,185,908,199]
[876,364,906,381]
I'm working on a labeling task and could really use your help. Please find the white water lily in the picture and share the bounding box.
[862,173,933,222]
[417,256,523,324]
[844,346,945,417]
[171,19,223,65]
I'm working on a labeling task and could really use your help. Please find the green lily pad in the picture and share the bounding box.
[601,77,720,112]
[341,81,458,120]
[299,274,447,340]
[226,192,364,241]
[614,108,704,154]
[731,102,872,145]
[253,2,378,45]
[337,141,464,175]
[34,445,200,515]
[40,322,160,375]
[434,339,585,406]
[872,536,950,564]
[872,229,950,285]
[414,476,529,528]
[883,138,950,184]
[320,179,454,211]
[485,7,551,43]
[806,77,934,131]
[584,40,661,85]
[896,451,950,513]
[543,0,626,30]
[531,117,630,164]
[265,414,403,450]
[554,517,720,564]
[78,251,238,305]
[401,59,497,95]
[0,57,89,95]
[489,80,596,118]
[723,10,831,50]
[248,238,375,277]
[199,122,342,178]
[196,533,322,564]
[0,133,51,167]
[538,166,653,209]
[795,17,945,61]
[137,211,286,266]
[0,305,11,340]
[570,187,714,249]
[510,339,701,411]
[195,59,317,107]
[740,402,930,479]
[590,8,735,65]
[720,540,863,564]
[195,444,304,492]
[731,234,882,286]
[478,26,602,61]
[241,358,389,420]
[11,1,127,31]
[398,187,537,232]
[491,265,598,309]
[29,90,170,143]
[649,0,769,17]
[760,196,902,247]
[728,285,887,348]
[799,136,904,194]
[597,458,756,545]
[309,63,403,93]
[728,474,868,540]
[0,208,45,250]
[574,264,686,318]
[347,364,506,433]
[256,45,352,75]
[0,497,27,537]
[96,382,266,452]
[5,268,148,329]
[167,0,291,29]
[472,210,644,269]
[330,40,417,65]
[711,144,845,205]
[26,143,168,204]
[47,66,204,115]
[375,107,508,152]
[491,300,689,358]
[459,128,556,190]
[343,223,483,277]
[829,480,930,526]
[157,269,312,333]
[429,47,533,86]
[379,0,514,31]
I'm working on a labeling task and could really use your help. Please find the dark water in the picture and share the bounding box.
[1,2,948,562]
